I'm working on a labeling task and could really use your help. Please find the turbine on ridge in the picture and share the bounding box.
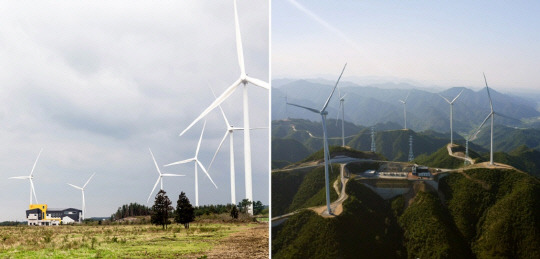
[439,89,464,145]
[287,63,347,215]
[399,91,410,130]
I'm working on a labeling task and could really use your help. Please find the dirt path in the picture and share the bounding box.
[447,143,475,165]
[205,223,269,259]
[311,163,349,217]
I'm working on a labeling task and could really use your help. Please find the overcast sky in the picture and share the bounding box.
[273,0,540,91]
[0,0,269,221]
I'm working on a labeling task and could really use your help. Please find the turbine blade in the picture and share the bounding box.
[438,93,451,104]
[246,76,270,89]
[195,120,207,157]
[341,93,348,99]
[233,0,245,76]
[149,148,162,175]
[67,183,83,190]
[484,73,493,111]
[451,89,464,103]
[404,91,410,102]
[30,148,43,177]
[249,127,267,130]
[147,177,161,203]
[322,63,347,112]
[208,131,229,173]
[161,174,185,177]
[9,176,29,179]
[495,112,522,123]
[210,87,232,128]
[197,160,218,189]
[471,113,492,140]
[179,78,242,136]
[83,173,95,189]
[164,158,195,167]
[287,102,320,114]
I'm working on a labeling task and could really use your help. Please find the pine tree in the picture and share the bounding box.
[174,191,195,229]
[238,199,252,214]
[151,190,172,229]
[230,205,239,219]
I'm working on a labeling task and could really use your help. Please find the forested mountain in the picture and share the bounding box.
[272,169,540,258]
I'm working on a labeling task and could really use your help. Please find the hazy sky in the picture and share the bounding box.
[273,0,540,90]
[0,0,269,221]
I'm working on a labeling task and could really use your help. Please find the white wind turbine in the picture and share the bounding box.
[206,89,266,205]
[399,92,410,130]
[335,90,348,147]
[287,63,347,215]
[9,148,43,205]
[166,120,218,207]
[67,173,95,220]
[147,148,185,203]
[439,89,464,145]
[471,73,495,165]
[177,0,268,214]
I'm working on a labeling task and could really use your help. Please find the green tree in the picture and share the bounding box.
[238,199,252,214]
[174,191,195,229]
[253,201,264,215]
[230,205,239,219]
[151,190,172,229]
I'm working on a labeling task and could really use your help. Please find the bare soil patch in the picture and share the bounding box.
[205,223,268,259]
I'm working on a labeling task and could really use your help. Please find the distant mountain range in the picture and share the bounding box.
[272,79,540,134]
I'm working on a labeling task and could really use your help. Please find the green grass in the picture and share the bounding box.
[0,222,259,258]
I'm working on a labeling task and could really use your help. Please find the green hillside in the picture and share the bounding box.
[272,164,340,217]
[486,145,540,178]
[301,145,385,163]
[271,138,310,168]
[273,168,540,258]
[414,144,483,169]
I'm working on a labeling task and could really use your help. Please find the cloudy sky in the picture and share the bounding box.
[273,0,540,91]
[0,0,269,221]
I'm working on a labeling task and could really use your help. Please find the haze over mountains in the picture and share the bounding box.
[272,79,540,134]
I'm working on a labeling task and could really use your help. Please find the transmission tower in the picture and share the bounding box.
[408,135,414,162]
[370,127,376,152]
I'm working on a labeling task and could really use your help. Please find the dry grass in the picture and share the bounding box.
[0,222,268,258]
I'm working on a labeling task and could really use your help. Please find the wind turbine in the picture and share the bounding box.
[9,148,43,205]
[335,90,348,147]
[165,120,218,206]
[287,63,347,215]
[176,0,268,214]
[147,148,185,203]
[399,92,410,130]
[439,89,464,145]
[471,73,495,165]
[67,173,95,220]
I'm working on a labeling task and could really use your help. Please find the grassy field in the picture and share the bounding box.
[0,222,268,258]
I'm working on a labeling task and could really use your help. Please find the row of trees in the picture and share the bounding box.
[110,202,152,221]
[150,190,266,229]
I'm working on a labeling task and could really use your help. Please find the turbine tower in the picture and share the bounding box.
[439,89,464,145]
[399,92,410,130]
[67,173,95,220]
[166,121,218,206]
[471,74,495,165]
[408,135,414,162]
[176,0,269,214]
[287,63,347,215]
[335,91,348,147]
[9,148,43,205]
[370,127,376,152]
[147,148,185,203]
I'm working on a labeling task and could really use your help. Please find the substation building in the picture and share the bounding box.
[26,204,82,226]
[412,165,432,178]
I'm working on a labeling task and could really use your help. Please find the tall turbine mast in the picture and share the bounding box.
[336,90,348,147]
[67,173,96,220]
[439,89,464,145]
[399,92,410,130]
[287,63,347,215]
[471,73,495,165]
